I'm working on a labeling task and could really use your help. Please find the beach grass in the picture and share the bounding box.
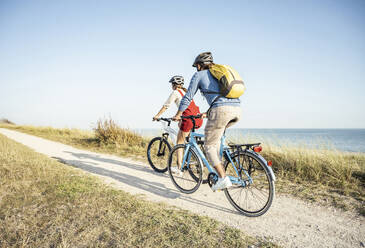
[1,119,364,216]
[0,133,276,248]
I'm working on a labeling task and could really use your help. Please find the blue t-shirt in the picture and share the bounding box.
[178,70,241,112]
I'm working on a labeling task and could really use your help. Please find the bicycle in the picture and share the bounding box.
[168,115,276,217]
[147,118,177,173]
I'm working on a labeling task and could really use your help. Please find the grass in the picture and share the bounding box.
[1,118,364,216]
[0,133,276,247]
[262,145,365,214]
[0,120,148,159]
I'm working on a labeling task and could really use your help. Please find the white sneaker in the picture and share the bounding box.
[211,176,232,191]
[170,167,183,176]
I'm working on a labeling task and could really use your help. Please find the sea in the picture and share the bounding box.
[134,128,365,153]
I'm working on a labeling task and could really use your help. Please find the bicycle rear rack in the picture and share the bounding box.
[228,143,261,152]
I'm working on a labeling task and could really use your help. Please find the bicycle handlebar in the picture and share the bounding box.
[180,114,204,132]
[156,117,173,122]
[180,114,203,120]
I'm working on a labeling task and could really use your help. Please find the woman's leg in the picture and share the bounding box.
[176,129,190,167]
[204,106,241,178]
[177,129,190,144]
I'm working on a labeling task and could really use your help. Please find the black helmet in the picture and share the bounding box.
[169,75,184,85]
[192,52,213,67]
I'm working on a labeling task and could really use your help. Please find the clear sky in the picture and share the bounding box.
[1,0,364,129]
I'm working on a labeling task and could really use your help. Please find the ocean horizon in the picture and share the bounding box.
[134,128,365,153]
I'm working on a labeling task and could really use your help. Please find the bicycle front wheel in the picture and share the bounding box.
[168,144,202,194]
[224,151,274,217]
[147,137,171,173]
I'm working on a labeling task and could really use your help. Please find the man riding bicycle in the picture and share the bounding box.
[173,52,241,191]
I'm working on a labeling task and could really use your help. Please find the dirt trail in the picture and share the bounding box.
[1,128,364,248]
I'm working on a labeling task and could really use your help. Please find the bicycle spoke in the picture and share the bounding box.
[249,187,263,210]
[168,145,202,194]
[251,184,269,198]
[147,137,171,173]
[224,151,274,216]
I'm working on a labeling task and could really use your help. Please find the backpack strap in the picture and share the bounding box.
[203,91,220,94]
[177,89,184,97]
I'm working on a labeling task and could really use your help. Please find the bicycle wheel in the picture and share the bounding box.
[168,144,202,194]
[147,137,171,173]
[224,151,274,217]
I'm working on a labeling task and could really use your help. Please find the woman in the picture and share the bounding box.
[153,75,202,145]
[173,52,241,191]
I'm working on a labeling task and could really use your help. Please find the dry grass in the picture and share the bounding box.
[261,144,365,214]
[0,122,147,159]
[227,133,365,214]
[94,118,145,147]
[0,133,275,248]
[1,119,364,216]
[263,145,363,189]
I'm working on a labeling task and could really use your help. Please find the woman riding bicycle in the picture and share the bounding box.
[153,75,203,146]
[173,52,241,191]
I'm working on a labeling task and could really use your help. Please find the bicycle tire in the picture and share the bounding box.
[224,151,274,217]
[147,137,171,173]
[168,144,202,194]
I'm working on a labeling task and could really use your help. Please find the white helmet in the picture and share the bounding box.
[169,75,184,85]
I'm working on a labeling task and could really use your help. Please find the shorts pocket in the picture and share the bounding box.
[208,108,217,121]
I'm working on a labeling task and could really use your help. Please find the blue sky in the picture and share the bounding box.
[1,0,364,129]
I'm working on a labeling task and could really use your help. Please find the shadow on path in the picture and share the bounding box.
[64,151,160,175]
[52,150,239,215]
[53,155,179,199]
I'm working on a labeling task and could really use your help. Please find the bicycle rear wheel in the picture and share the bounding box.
[224,151,274,217]
[168,144,202,194]
[147,137,171,173]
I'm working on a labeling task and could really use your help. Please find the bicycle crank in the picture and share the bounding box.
[207,172,218,188]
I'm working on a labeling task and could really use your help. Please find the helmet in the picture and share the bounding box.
[192,52,213,67]
[169,75,184,85]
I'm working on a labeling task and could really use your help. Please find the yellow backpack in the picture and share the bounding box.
[209,64,245,98]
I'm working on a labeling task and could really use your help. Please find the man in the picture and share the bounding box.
[173,52,241,191]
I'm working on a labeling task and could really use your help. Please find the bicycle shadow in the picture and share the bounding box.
[63,151,158,175]
[53,151,239,215]
[53,155,180,199]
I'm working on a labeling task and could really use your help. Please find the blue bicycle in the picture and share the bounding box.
[168,115,276,217]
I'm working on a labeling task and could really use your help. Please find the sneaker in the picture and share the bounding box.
[170,167,183,176]
[211,176,232,191]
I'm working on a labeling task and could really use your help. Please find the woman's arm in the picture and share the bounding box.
[153,106,168,121]
[153,91,178,120]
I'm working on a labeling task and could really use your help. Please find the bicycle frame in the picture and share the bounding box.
[170,115,276,216]
[161,121,177,145]
[180,130,251,187]
[155,118,175,156]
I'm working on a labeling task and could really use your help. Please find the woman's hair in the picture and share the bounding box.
[175,84,187,92]
[200,62,215,70]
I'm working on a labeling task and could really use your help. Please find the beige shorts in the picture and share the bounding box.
[204,105,241,166]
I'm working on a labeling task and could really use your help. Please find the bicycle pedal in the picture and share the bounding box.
[202,179,208,184]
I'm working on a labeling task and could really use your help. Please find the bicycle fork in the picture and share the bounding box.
[157,134,169,156]
[179,144,192,171]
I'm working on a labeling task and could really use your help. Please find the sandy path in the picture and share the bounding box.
[0,128,364,248]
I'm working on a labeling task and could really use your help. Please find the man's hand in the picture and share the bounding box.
[152,116,159,121]
[201,112,207,118]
